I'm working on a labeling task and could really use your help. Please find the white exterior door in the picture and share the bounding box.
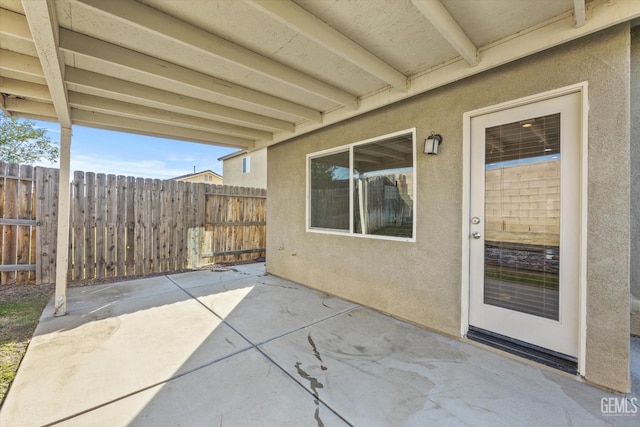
[468,92,581,358]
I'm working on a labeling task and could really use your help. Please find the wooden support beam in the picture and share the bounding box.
[72,109,255,149]
[3,97,56,117]
[21,0,71,127]
[0,49,44,78]
[0,8,33,41]
[78,0,358,109]
[410,0,479,66]
[53,127,71,316]
[68,92,272,140]
[65,67,294,132]
[249,0,408,90]
[0,77,52,101]
[59,29,323,122]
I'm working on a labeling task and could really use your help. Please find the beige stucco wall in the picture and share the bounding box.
[222,148,267,189]
[176,173,223,185]
[267,25,631,392]
[631,26,640,336]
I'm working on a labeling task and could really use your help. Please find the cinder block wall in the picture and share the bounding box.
[485,160,560,245]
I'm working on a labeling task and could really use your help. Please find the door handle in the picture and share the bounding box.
[472,232,481,239]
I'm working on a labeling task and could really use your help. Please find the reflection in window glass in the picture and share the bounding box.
[307,130,415,240]
[353,134,414,238]
[309,150,350,230]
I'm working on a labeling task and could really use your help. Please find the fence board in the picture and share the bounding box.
[134,177,144,276]
[95,174,106,279]
[2,163,19,284]
[159,180,169,271]
[85,172,96,279]
[72,171,84,281]
[174,181,184,270]
[38,167,58,285]
[0,162,5,220]
[143,179,152,274]
[167,180,177,271]
[117,176,126,276]
[125,176,136,276]
[106,174,117,277]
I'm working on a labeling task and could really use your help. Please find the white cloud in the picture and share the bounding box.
[32,156,190,180]
[167,154,197,162]
[71,156,188,179]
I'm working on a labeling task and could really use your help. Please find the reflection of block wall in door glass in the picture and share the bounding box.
[483,112,561,320]
[484,159,560,246]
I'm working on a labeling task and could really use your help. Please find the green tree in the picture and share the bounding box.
[0,112,58,164]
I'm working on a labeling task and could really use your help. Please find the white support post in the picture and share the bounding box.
[54,127,72,316]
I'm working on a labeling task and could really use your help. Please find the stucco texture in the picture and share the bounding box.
[267,25,632,392]
[631,26,640,337]
[222,148,267,189]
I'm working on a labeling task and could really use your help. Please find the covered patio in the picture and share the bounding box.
[2,0,640,410]
[1,263,638,426]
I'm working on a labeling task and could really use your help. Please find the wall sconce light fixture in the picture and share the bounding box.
[424,132,443,155]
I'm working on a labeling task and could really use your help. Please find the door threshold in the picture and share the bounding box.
[467,326,577,374]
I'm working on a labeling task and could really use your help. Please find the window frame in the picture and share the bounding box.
[306,128,417,242]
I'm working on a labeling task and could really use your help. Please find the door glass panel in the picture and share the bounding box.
[484,113,560,320]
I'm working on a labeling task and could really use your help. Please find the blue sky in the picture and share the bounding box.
[31,119,238,180]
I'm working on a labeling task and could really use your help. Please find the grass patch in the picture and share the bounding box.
[0,284,53,407]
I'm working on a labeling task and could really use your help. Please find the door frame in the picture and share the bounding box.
[460,82,589,375]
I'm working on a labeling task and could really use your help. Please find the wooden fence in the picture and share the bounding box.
[0,162,266,285]
[0,162,39,284]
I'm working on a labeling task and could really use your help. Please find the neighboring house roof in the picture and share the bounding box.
[171,170,222,181]
[217,150,247,162]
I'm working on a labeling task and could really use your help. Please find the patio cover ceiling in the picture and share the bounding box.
[1,0,640,151]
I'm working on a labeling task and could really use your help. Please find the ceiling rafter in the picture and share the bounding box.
[0,8,32,41]
[77,0,359,110]
[256,0,640,148]
[0,96,10,116]
[4,97,56,118]
[410,0,479,66]
[247,0,408,91]
[574,0,587,27]
[58,29,322,123]
[65,67,294,132]
[72,110,254,149]
[0,77,52,101]
[21,0,71,127]
[0,49,44,78]
[68,92,273,141]
[2,0,639,153]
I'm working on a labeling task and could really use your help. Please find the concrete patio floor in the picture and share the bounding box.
[1,263,638,426]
